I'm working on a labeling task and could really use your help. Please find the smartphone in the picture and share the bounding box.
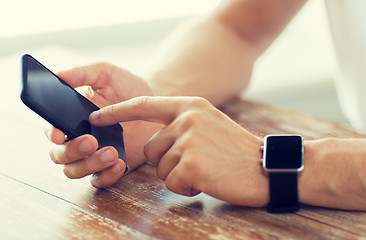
[20,54,126,167]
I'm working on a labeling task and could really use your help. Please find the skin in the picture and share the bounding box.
[88,96,366,210]
[46,63,162,187]
[47,0,306,189]
[89,96,268,206]
[145,0,306,104]
[46,0,366,210]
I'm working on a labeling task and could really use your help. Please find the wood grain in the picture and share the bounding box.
[0,174,155,240]
[2,78,366,239]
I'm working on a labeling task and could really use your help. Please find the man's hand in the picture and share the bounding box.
[45,63,162,188]
[89,96,269,207]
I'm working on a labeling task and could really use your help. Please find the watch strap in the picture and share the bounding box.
[268,172,299,213]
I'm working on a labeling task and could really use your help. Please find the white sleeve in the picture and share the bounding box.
[324,0,366,130]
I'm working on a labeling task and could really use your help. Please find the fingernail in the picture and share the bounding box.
[101,149,114,163]
[89,111,100,122]
[79,139,93,153]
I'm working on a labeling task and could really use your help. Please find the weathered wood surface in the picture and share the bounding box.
[2,77,366,239]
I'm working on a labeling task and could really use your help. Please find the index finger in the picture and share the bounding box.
[89,96,206,126]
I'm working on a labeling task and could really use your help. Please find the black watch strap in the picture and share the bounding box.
[268,172,299,213]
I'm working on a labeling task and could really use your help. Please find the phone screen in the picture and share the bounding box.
[21,54,126,163]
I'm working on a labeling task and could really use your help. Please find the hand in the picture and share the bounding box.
[89,96,269,207]
[46,63,162,188]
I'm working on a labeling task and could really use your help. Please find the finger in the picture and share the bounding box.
[57,63,114,89]
[165,167,201,197]
[58,66,110,108]
[144,127,175,166]
[155,150,181,181]
[49,135,98,164]
[44,125,67,145]
[90,159,127,188]
[63,147,119,179]
[90,96,208,126]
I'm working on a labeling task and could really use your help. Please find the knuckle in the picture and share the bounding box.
[93,62,116,82]
[49,147,66,164]
[181,153,202,176]
[133,96,153,118]
[143,140,154,162]
[188,97,211,108]
[63,147,75,163]
[165,175,179,193]
[135,96,151,108]
[165,180,175,193]
[97,62,112,68]
[174,111,200,130]
[81,161,94,177]
[164,168,189,195]
[103,104,122,125]
[180,134,194,148]
[95,62,115,73]
[108,104,117,119]
[155,151,180,180]
[174,133,194,151]
[91,177,105,188]
[156,167,166,181]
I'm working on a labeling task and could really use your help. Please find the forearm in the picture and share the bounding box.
[145,17,259,106]
[145,0,307,106]
[300,138,366,210]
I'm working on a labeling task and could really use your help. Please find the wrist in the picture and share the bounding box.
[144,71,177,97]
[297,139,320,206]
[298,138,366,210]
[298,138,346,208]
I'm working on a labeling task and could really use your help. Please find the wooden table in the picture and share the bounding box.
[2,79,366,239]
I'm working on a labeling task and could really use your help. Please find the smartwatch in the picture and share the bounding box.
[262,135,304,213]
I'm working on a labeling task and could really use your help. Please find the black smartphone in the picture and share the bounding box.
[20,54,126,166]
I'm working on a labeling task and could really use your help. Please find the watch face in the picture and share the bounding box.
[263,135,303,171]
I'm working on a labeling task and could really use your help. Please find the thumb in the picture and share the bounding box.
[57,63,114,89]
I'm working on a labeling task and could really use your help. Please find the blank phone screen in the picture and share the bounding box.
[25,55,96,134]
[21,54,126,162]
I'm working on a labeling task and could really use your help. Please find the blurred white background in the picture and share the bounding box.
[1,0,348,124]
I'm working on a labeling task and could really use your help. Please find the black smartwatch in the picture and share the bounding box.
[262,135,304,213]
